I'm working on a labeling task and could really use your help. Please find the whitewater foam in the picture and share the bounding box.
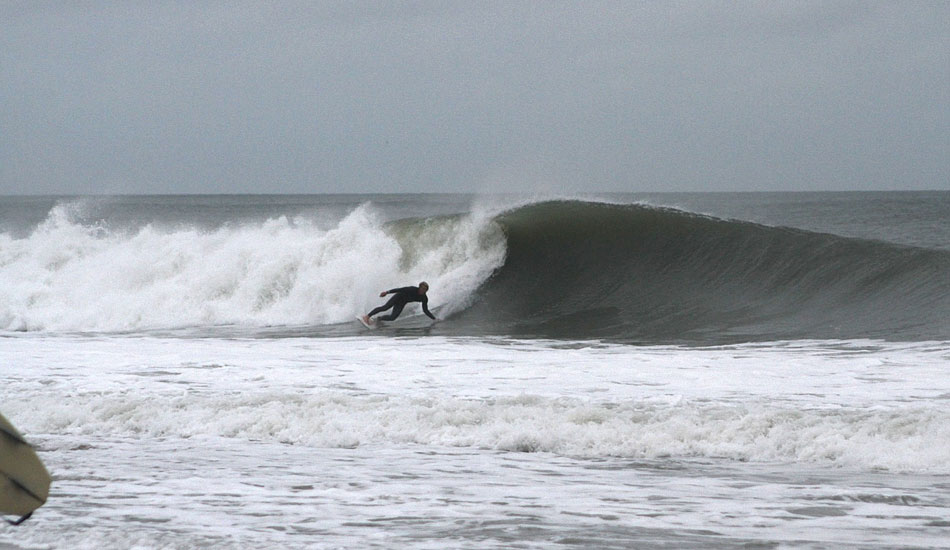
[5,335,948,473]
[0,202,505,331]
[10,389,949,472]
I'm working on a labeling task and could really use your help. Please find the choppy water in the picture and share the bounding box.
[1,192,948,548]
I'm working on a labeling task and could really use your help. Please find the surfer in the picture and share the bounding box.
[362,282,436,324]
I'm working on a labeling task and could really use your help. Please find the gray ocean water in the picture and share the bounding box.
[1,192,949,549]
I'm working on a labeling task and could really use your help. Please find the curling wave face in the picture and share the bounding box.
[460,201,950,342]
[1,199,948,342]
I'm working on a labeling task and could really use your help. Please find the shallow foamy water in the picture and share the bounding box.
[2,335,949,548]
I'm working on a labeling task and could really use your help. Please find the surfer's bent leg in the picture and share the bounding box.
[368,295,399,318]
[379,302,406,321]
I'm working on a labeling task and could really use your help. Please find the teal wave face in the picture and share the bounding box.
[450,201,950,343]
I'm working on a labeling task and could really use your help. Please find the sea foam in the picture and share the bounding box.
[0,202,504,331]
[8,389,948,473]
[5,335,948,473]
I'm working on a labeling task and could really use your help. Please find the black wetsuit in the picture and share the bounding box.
[368,286,435,321]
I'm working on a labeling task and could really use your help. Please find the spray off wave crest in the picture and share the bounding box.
[0,201,505,332]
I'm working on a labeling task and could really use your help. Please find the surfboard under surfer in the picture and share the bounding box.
[362,282,436,325]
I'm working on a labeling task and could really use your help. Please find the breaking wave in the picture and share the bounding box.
[2,199,948,342]
[461,201,950,342]
[0,202,505,332]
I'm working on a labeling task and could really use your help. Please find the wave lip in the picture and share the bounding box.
[453,201,950,343]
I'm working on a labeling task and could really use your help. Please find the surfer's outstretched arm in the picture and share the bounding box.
[422,299,436,320]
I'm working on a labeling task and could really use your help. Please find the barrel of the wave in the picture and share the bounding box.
[0,412,51,525]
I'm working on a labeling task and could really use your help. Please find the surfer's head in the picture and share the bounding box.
[418,282,429,294]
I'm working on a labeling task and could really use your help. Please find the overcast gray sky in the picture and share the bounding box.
[1,1,947,194]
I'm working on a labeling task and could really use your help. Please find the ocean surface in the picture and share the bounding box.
[1,192,948,549]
